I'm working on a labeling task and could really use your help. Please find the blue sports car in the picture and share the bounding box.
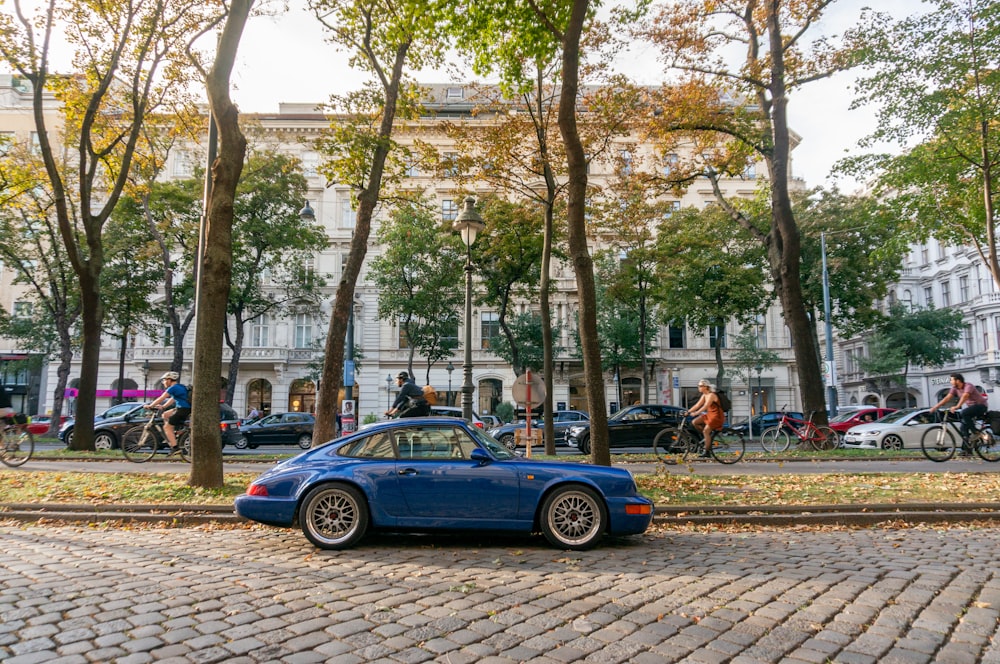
[234,417,653,551]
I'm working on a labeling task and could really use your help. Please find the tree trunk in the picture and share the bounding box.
[190,0,253,488]
[541,200,556,455]
[69,270,103,451]
[225,322,246,406]
[558,0,610,465]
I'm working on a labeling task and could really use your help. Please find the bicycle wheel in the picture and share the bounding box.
[710,429,745,464]
[0,427,34,467]
[680,430,704,463]
[176,429,192,462]
[921,425,957,462]
[974,428,1000,462]
[760,427,790,453]
[808,425,839,451]
[653,426,679,464]
[122,424,158,462]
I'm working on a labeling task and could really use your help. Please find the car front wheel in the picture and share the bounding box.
[94,431,116,450]
[881,434,904,450]
[297,433,312,449]
[300,483,369,550]
[575,434,591,455]
[539,485,606,550]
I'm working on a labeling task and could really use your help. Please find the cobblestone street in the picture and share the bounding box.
[3,522,1000,663]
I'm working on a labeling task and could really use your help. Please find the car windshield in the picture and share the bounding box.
[468,425,515,459]
[830,411,866,423]
[877,408,921,424]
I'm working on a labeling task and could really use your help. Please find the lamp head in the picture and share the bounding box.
[299,201,315,222]
[453,196,484,248]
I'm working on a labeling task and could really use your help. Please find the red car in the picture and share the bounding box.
[27,414,70,435]
[829,408,897,442]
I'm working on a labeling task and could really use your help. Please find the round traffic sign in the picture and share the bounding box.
[512,373,546,408]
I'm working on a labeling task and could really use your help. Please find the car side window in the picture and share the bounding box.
[395,426,469,459]
[340,432,395,458]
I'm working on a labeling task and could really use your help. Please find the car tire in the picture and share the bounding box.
[297,433,312,449]
[94,431,116,450]
[234,436,249,450]
[881,434,904,450]
[248,443,258,450]
[499,433,516,451]
[576,434,591,455]
[63,428,73,446]
[299,483,369,550]
[539,484,606,550]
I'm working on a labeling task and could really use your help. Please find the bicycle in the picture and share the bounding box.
[760,408,838,453]
[0,414,34,468]
[920,409,1000,462]
[121,409,191,463]
[653,418,745,464]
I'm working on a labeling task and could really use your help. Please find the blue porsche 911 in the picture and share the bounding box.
[234,417,653,551]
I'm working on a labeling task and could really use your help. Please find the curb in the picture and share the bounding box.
[6,502,1000,528]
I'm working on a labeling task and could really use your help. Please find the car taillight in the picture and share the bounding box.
[626,504,652,515]
[475,422,483,428]
[247,484,268,497]
[220,423,229,431]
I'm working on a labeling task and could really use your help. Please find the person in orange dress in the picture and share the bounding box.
[687,379,725,457]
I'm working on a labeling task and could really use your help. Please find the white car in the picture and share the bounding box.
[842,408,944,450]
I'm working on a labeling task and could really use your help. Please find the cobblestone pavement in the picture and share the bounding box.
[4,523,1000,663]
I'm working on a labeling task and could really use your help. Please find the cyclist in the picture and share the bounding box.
[930,373,988,453]
[147,371,190,455]
[385,371,429,418]
[687,379,724,458]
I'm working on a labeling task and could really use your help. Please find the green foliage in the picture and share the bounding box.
[651,204,770,331]
[870,305,964,373]
[729,329,782,386]
[494,401,515,423]
[487,312,562,374]
[368,200,464,376]
[846,0,1000,285]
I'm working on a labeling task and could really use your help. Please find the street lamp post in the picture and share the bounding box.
[142,359,149,399]
[453,197,485,422]
[755,364,764,421]
[385,373,392,410]
[446,362,454,407]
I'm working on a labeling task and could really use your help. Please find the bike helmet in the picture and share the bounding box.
[161,371,180,381]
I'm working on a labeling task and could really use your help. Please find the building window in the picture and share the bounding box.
[161,325,173,347]
[619,149,633,175]
[924,286,933,308]
[398,317,410,349]
[481,312,500,350]
[12,301,32,318]
[446,87,464,100]
[251,314,270,347]
[172,151,194,177]
[294,314,313,349]
[443,152,459,177]
[662,153,678,176]
[960,276,970,302]
[340,200,356,229]
[709,325,726,349]
[405,156,419,177]
[941,280,951,307]
[663,201,680,219]
[902,289,913,310]
[302,152,318,178]
[756,322,768,348]
[742,161,757,179]
[920,245,929,264]
[442,199,458,221]
[964,324,974,356]
[668,324,686,349]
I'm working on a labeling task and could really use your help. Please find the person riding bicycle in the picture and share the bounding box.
[930,373,988,451]
[385,371,429,418]
[687,379,724,458]
[147,372,190,455]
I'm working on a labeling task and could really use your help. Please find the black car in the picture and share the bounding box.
[59,401,146,446]
[730,411,803,437]
[565,404,686,454]
[62,402,241,450]
[237,412,315,449]
[487,409,590,450]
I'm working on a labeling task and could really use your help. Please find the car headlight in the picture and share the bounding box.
[867,430,881,436]
[567,425,585,436]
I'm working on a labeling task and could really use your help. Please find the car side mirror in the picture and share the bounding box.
[470,448,491,465]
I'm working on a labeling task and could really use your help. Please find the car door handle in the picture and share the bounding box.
[398,468,418,476]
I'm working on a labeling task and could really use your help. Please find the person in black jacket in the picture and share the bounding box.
[0,387,13,421]
[386,371,429,418]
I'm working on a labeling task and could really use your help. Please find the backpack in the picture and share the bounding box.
[716,390,731,413]
[422,385,438,406]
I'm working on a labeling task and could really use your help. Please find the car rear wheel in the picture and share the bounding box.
[94,431,116,450]
[300,483,369,550]
[234,436,249,450]
[576,433,591,455]
[297,433,312,449]
[881,434,904,450]
[498,433,516,451]
[539,485,606,550]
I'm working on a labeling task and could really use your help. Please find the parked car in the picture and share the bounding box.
[729,411,804,437]
[27,414,70,436]
[828,407,897,442]
[237,412,316,449]
[428,405,486,428]
[480,414,502,428]
[61,402,241,450]
[59,401,146,446]
[234,417,654,551]
[566,404,686,454]
[488,410,590,450]
[841,408,944,450]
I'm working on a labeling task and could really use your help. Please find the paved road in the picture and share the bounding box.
[4,522,1000,663]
